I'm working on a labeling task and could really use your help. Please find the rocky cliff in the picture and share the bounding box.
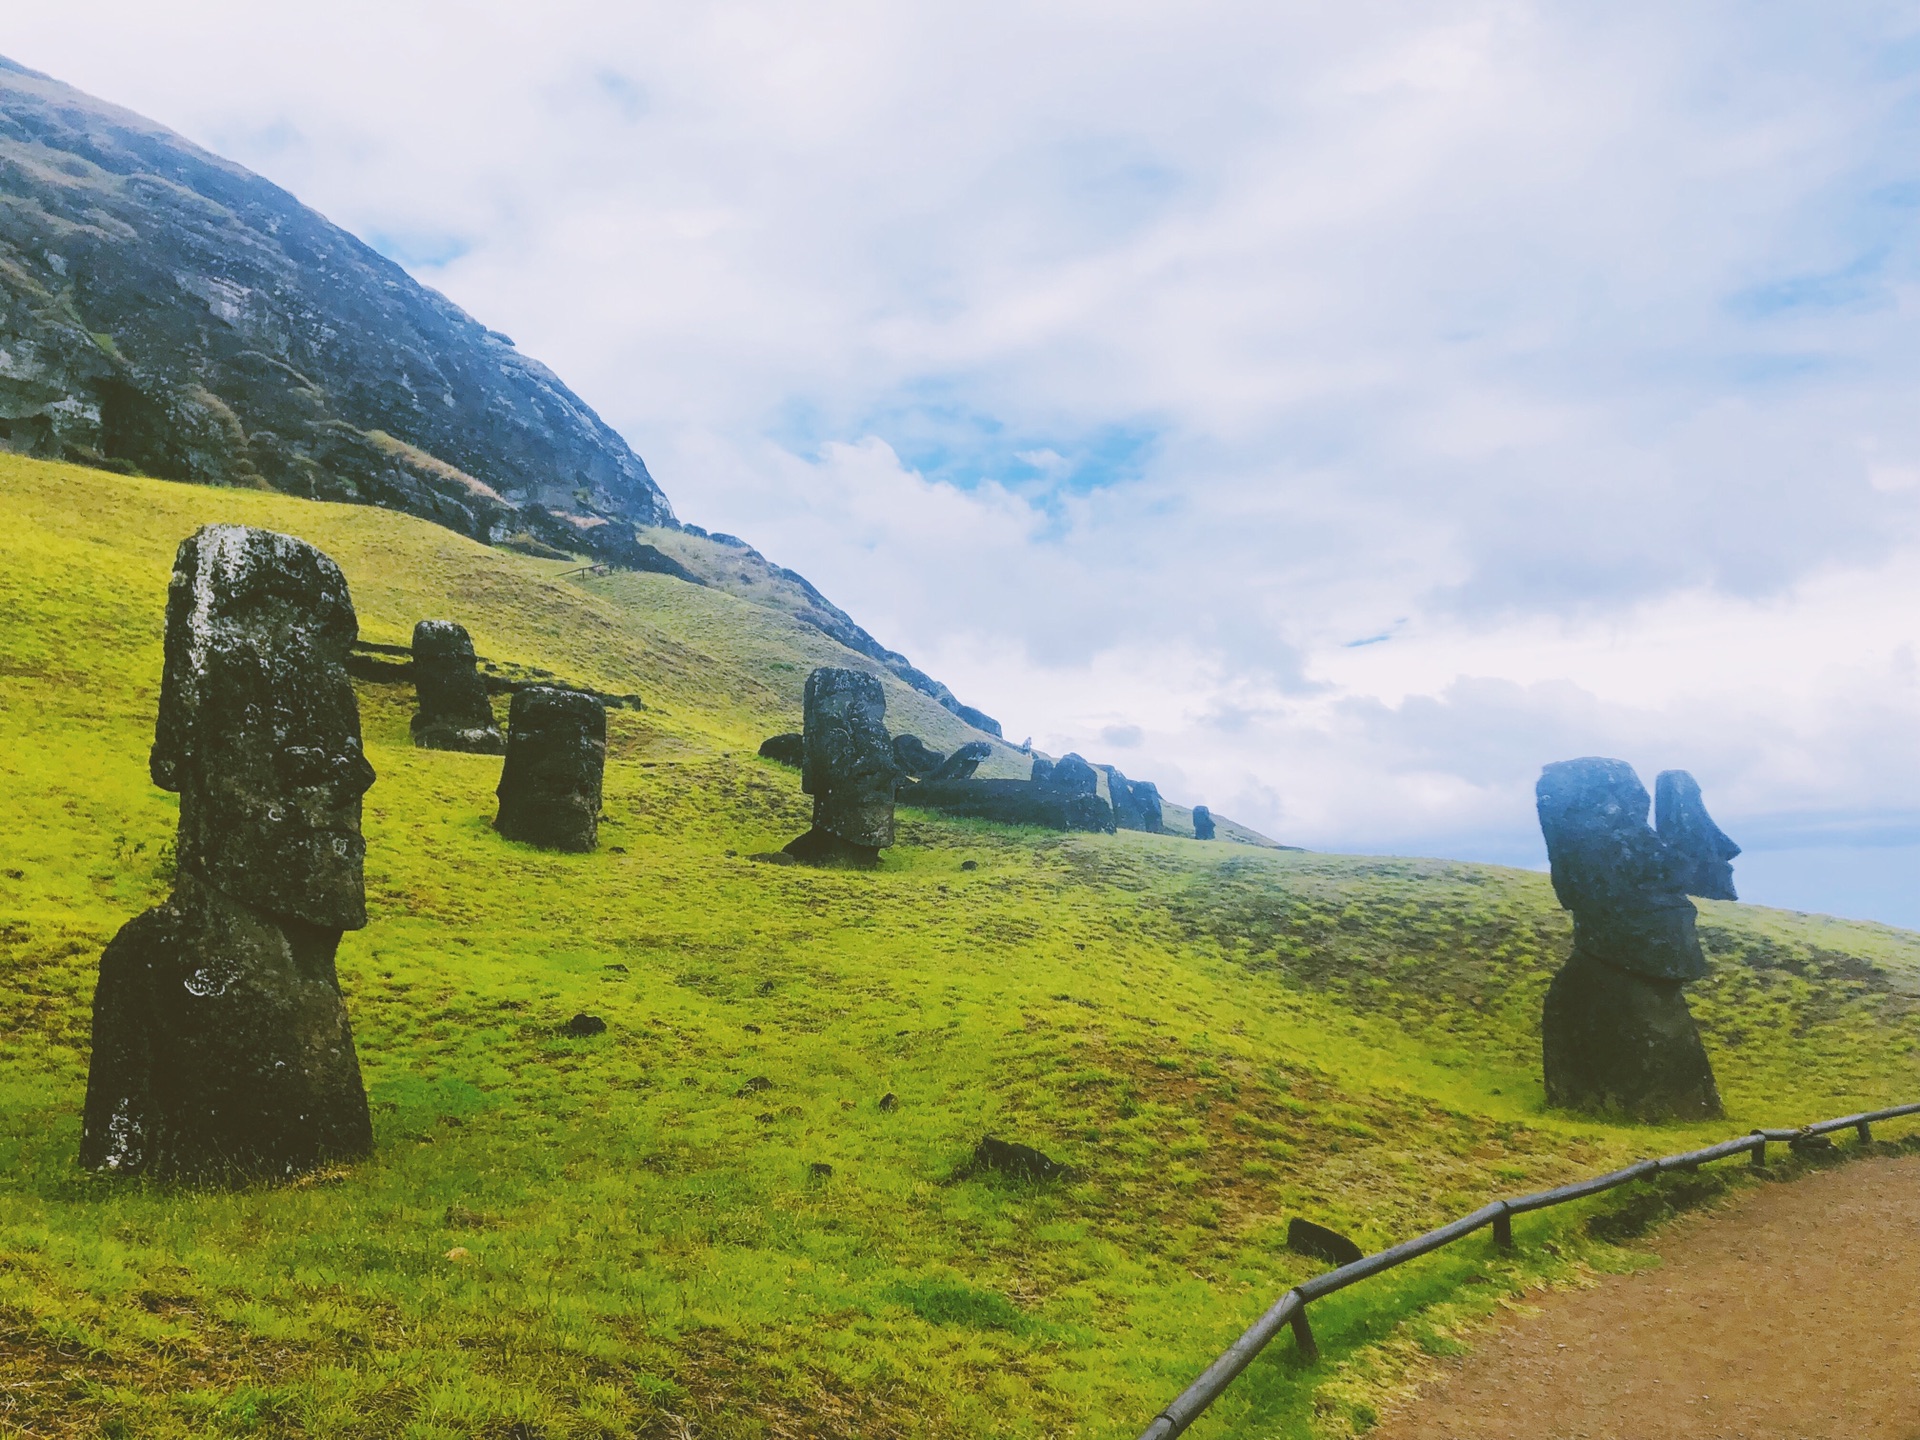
[0,55,671,557]
[0,56,1002,733]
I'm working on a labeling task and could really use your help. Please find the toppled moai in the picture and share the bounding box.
[81,525,376,1183]
[759,732,805,767]
[785,667,899,866]
[1192,804,1216,841]
[892,734,946,778]
[495,687,607,851]
[410,619,504,754]
[1536,757,1734,1120]
[927,740,991,782]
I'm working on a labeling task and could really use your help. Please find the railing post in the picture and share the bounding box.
[1289,1307,1320,1364]
[1492,1209,1513,1249]
[1856,1120,1873,1144]
[1749,1134,1766,1169]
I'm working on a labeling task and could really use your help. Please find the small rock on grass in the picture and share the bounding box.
[878,1092,899,1111]
[564,1013,606,1037]
[960,860,979,871]
[749,851,797,866]
[808,1162,833,1182]
[1287,1217,1364,1266]
[964,1135,1071,1182]
[444,1246,471,1262]
[736,1075,773,1096]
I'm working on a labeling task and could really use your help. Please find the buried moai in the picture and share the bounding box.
[81,525,376,1182]
[409,619,504,753]
[494,687,607,852]
[1192,804,1216,841]
[1536,757,1740,1120]
[785,667,900,866]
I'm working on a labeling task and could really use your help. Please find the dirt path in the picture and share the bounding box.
[1370,1152,1920,1440]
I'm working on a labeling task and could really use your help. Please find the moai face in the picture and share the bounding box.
[151,526,375,931]
[801,668,898,848]
[1536,757,1703,981]
[494,687,607,852]
[1655,770,1741,902]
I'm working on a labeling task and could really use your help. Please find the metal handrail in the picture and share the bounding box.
[1137,1099,1920,1440]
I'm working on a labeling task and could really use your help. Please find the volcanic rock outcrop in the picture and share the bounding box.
[785,667,900,867]
[409,620,505,754]
[495,688,606,852]
[1536,757,1731,1120]
[1192,805,1216,841]
[81,525,375,1182]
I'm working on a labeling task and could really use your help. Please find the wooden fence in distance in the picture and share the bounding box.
[1137,1100,1920,1440]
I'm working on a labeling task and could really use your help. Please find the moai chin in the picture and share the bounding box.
[1536,756,1733,1121]
[82,524,376,1183]
[410,619,505,754]
[785,667,899,866]
[494,687,606,852]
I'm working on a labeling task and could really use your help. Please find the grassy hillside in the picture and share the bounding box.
[2,455,1917,1440]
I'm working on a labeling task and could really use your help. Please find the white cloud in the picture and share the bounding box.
[13,2,1920,924]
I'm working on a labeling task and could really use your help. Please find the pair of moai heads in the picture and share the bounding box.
[83,525,376,1182]
[407,616,605,852]
[1537,758,1741,980]
[1535,757,1741,1121]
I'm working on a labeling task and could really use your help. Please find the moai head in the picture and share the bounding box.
[801,668,898,848]
[1536,757,1703,981]
[150,525,375,930]
[495,688,607,852]
[1655,770,1741,902]
[1192,804,1216,841]
[1039,753,1099,796]
[410,619,504,753]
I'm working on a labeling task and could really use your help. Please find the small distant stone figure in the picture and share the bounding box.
[1656,770,1740,901]
[81,525,376,1183]
[494,687,606,852]
[1536,757,1734,1121]
[785,667,899,866]
[409,619,504,753]
[927,740,991,782]
[1192,805,1216,841]
[1035,752,1099,795]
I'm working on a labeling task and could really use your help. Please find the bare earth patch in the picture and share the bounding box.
[1373,1152,1920,1440]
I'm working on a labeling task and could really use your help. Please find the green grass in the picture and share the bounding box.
[2,454,1918,1438]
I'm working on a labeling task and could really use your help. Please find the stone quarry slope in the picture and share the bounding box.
[2,456,1918,1439]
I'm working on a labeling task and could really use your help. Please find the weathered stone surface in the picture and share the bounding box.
[927,740,991,782]
[1542,954,1722,1120]
[968,1136,1070,1182]
[495,688,606,852]
[1192,804,1216,841]
[1287,1218,1363,1266]
[1105,769,1165,833]
[1656,769,1741,902]
[409,620,504,754]
[909,778,1114,833]
[1536,756,1731,1121]
[758,733,804,767]
[1035,752,1099,795]
[82,524,374,1182]
[892,733,945,778]
[785,667,898,864]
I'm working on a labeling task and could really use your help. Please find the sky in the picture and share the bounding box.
[13,2,1920,926]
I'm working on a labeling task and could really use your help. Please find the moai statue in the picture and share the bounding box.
[1192,805,1216,841]
[1536,757,1734,1120]
[892,733,946,779]
[81,525,376,1183]
[1656,770,1741,901]
[1036,753,1099,796]
[927,741,992,782]
[785,667,899,866]
[410,620,504,753]
[1105,768,1165,833]
[494,687,606,852]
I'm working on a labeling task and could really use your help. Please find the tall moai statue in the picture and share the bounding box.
[494,687,607,852]
[785,667,899,866]
[1536,757,1737,1120]
[82,525,376,1182]
[410,620,504,753]
[1192,804,1216,841]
